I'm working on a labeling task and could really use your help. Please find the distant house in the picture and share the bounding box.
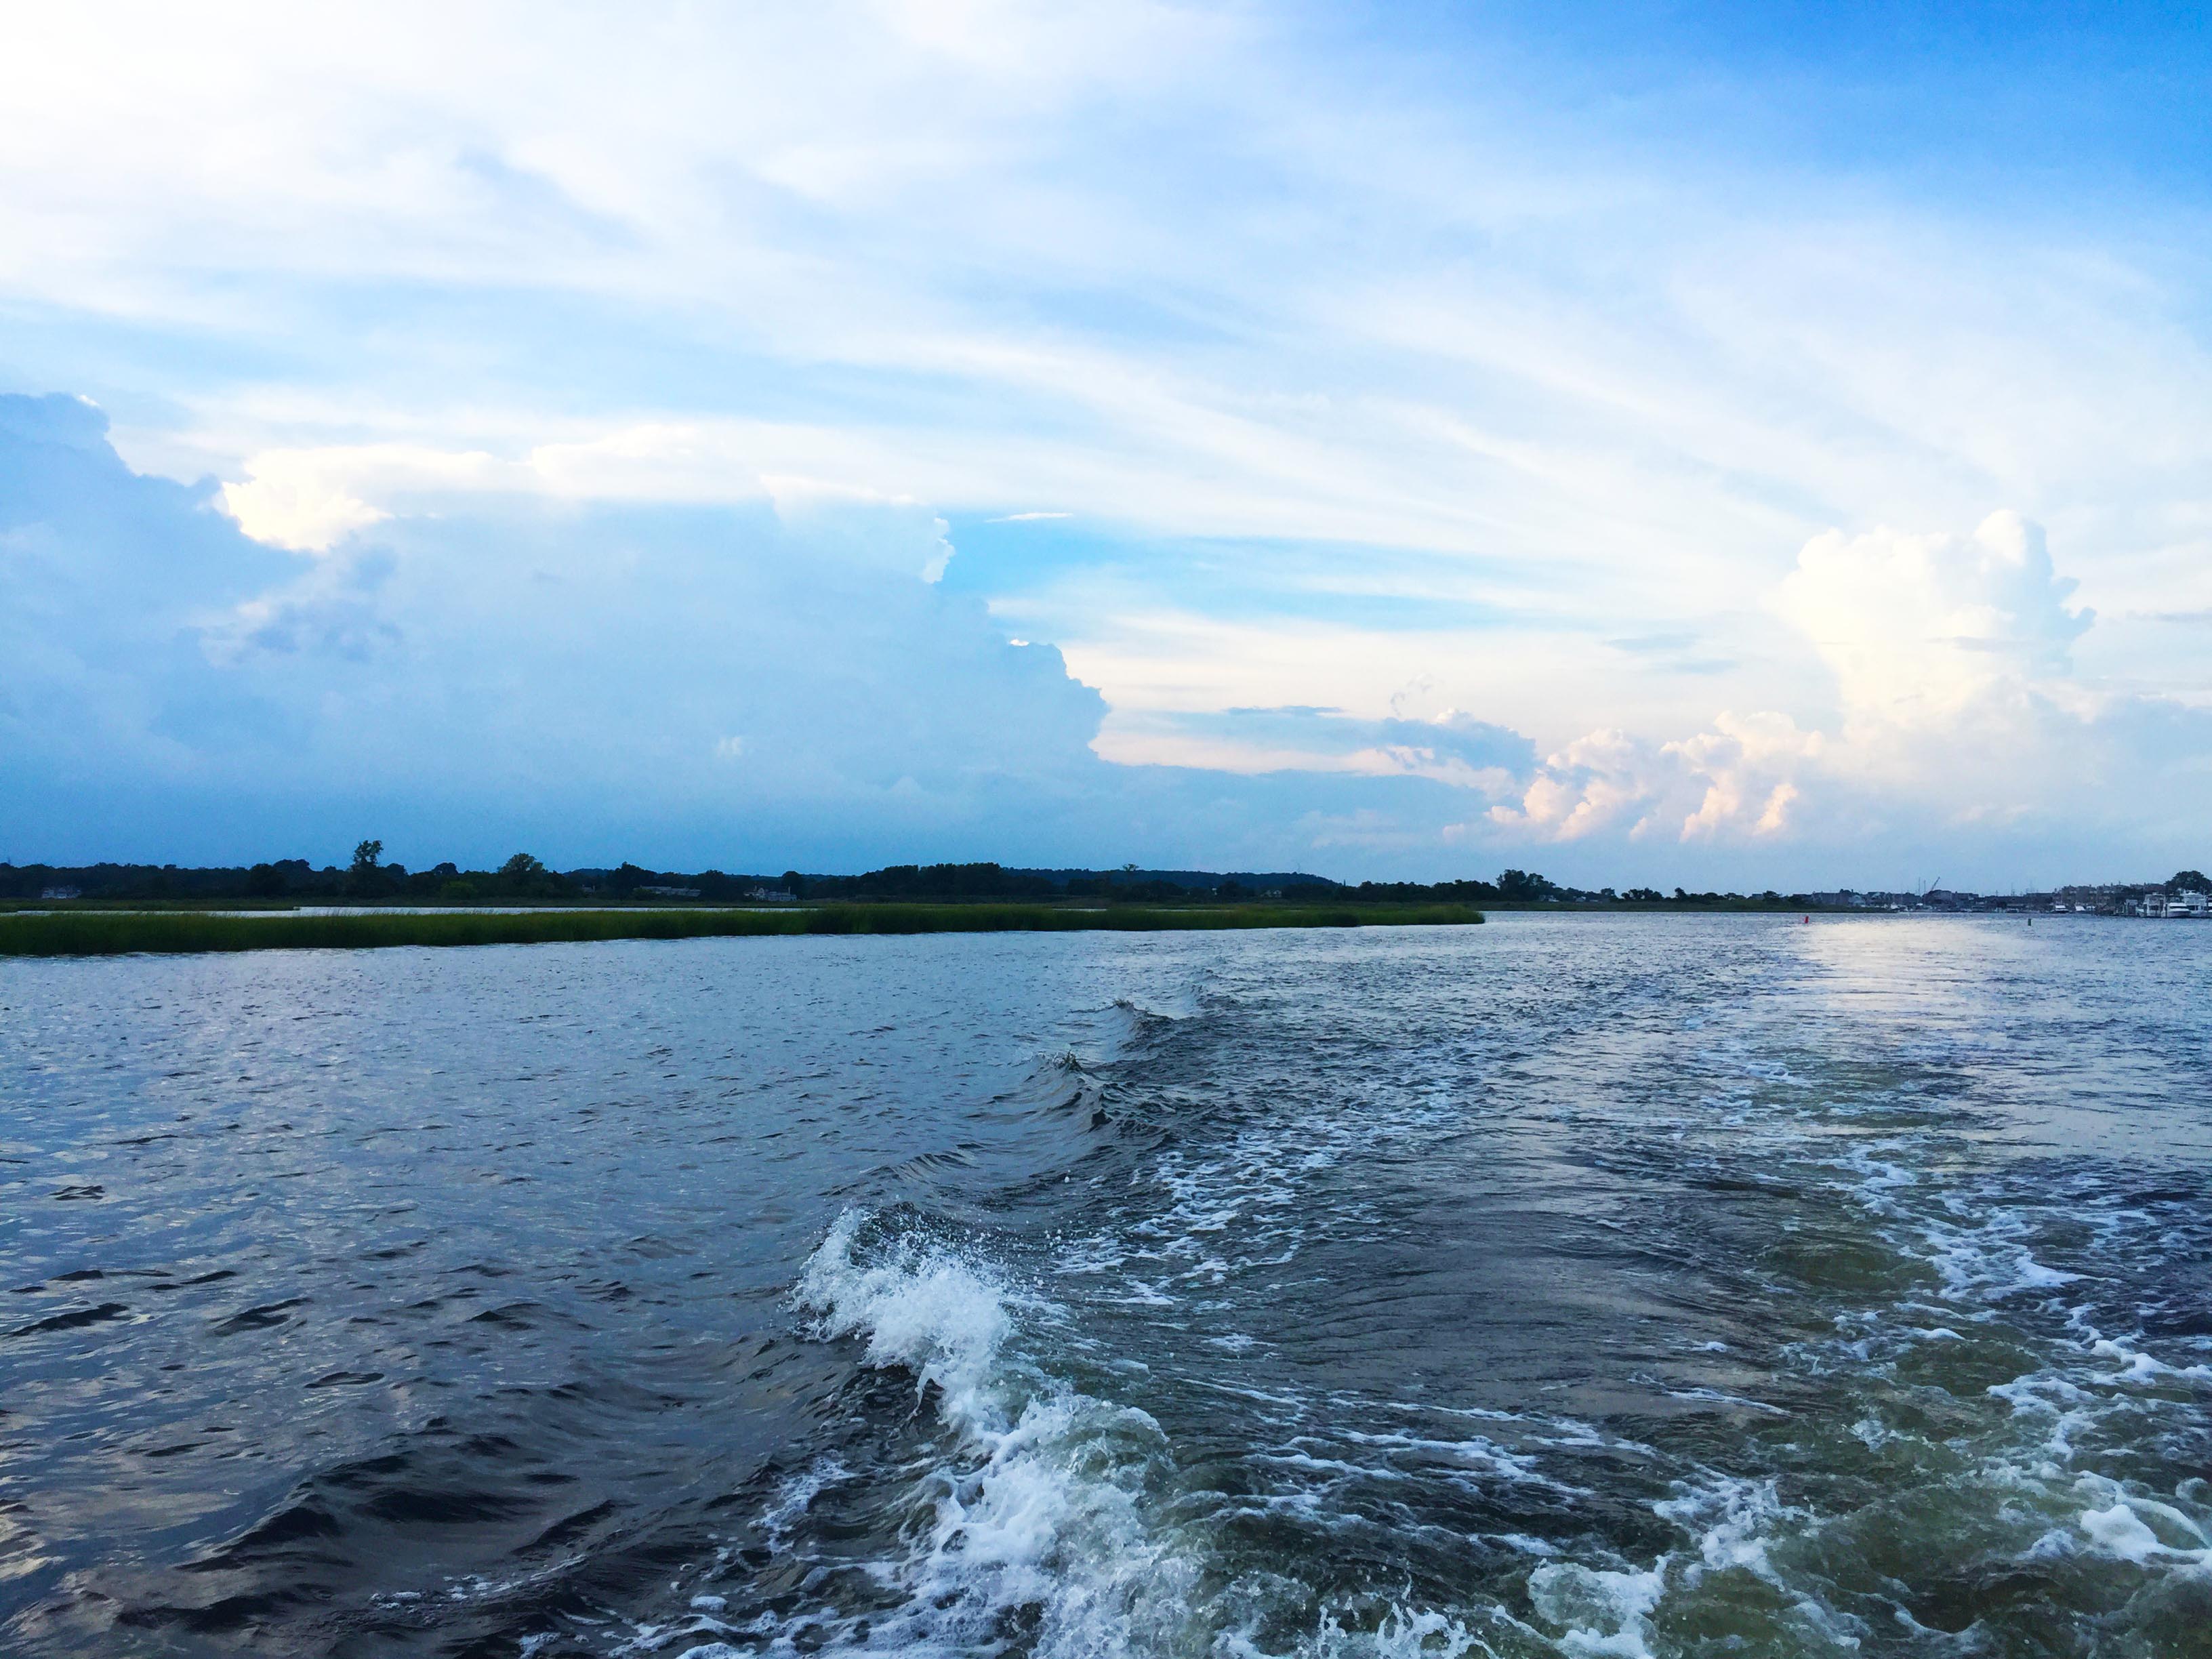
[636,884,701,899]
[745,886,794,903]
[39,885,81,901]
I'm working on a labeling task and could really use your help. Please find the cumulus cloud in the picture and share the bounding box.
[1494,512,2207,858]
[219,468,390,552]
[1483,717,1815,845]
[1488,729,1664,842]
[212,430,758,550]
[209,428,967,579]
[0,392,110,451]
[8,405,2207,881]
[0,397,1107,862]
[1772,511,2092,727]
[3,392,1557,874]
[209,546,402,662]
[1668,712,1824,839]
[764,482,958,582]
[0,394,299,775]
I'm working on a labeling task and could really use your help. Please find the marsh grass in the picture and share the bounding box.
[0,903,1482,957]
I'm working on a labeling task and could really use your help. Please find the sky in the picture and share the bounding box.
[2,1,2208,888]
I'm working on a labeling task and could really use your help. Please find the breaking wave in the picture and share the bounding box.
[781,1210,1198,1659]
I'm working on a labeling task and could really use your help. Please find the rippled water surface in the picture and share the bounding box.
[3,915,2210,1658]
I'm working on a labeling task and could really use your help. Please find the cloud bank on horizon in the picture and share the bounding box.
[2,2,2207,886]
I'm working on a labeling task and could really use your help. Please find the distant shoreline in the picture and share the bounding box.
[0,903,1483,958]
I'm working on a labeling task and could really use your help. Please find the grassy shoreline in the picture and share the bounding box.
[0,903,1483,957]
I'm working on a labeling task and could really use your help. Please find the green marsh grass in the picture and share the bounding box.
[0,903,1482,957]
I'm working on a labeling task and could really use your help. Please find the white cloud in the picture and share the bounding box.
[216,444,523,548]
[529,425,769,503]
[10,403,2211,881]
[1,404,1113,863]
[1772,510,2091,728]
[4,9,2209,879]
[1667,712,1823,840]
[1483,722,1820,846]
[215,433,747,539]
[18,3,2203,617]
[218,472,389,553]
[210,431,966,581]
[1488,728,1662,842]
[764,483,958,581]
[1494,512,2206,855]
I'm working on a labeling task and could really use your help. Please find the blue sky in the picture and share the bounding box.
[2,2,2208,886]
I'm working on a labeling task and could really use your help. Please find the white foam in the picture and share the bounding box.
[792,1210,1013,1424]
[2088,1335,2212,1385]
[1328,1427,1562,1490]
[2079,1502,2165,1562]
[1917,1212,2081,1302]
[790,1210,1198,1659]
[1526,1558,1668,1659]
[2076,1488,2212,1564]
[1655,1477,1790,1583]
[1323,1605,1493,1659]
[1488,1532,1559,1555]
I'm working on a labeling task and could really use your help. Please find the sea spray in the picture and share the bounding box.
[790,1210,1198,1659]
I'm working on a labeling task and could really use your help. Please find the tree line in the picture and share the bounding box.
[16,849,2172,908]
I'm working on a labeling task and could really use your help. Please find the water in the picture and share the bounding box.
[3,915,2209,1658]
